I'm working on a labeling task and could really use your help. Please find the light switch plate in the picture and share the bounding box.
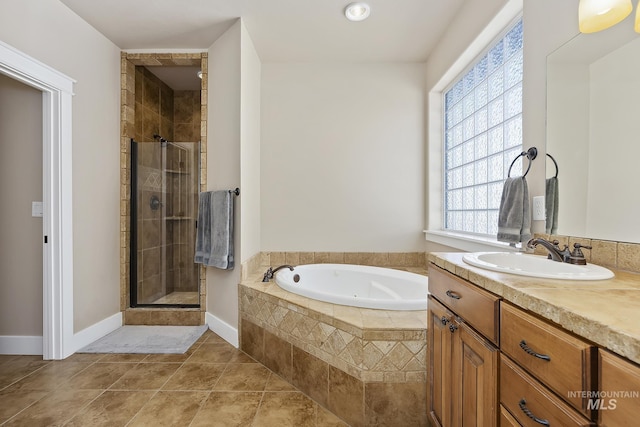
[32,201,43,217]
[532,196,545,221]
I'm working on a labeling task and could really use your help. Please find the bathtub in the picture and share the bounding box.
[274,264,428,311]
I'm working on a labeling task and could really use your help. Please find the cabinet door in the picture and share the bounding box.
[451,319,499,427]
[428,295,454,427]
[599,350,640,426]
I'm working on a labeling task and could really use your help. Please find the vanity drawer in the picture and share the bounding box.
[428,265,500,345]
[501,354,594,427]
[599,349,640,426]
[500,302,595,417]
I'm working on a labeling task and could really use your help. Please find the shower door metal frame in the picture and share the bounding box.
[129,138,200,308]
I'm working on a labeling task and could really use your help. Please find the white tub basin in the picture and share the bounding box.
[462,252,614,281]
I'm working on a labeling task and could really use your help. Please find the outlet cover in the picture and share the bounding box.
[533,196,545,221]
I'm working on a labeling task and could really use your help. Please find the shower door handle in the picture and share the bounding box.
[150,195,163,210]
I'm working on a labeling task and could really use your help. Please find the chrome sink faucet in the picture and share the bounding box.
[262,265,294,282]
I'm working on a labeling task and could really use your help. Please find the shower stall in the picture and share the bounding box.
[130,137,200,307]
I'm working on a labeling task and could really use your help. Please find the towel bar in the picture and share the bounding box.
[229,188,240,196]
[546,153,559,178]
[507,147,538,178]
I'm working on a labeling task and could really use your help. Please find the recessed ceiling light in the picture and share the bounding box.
[345,2,371,22]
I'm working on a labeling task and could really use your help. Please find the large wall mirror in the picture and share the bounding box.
[547,22,640,243]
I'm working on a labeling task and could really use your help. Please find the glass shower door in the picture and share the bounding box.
[130,139,200,307]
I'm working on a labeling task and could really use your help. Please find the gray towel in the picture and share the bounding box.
[545,177,559,235]
[497,176,531,244]
[194,190,234,269]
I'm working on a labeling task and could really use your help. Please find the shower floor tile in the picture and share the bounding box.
[151,291,199,305]
[0,330,349,426]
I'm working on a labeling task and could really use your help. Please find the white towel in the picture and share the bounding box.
[497,177,531,244]
[194,190,234,269]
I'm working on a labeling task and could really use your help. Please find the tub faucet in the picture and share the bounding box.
[526,238,570,263]
[262,265,294,282]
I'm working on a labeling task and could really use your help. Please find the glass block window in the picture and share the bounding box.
[443,18,523,236]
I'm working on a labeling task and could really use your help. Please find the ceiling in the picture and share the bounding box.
[59,0,465,90]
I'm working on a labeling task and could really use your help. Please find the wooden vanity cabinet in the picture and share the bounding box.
[428,261,639,427]
[428,265,499,427]
[598,349,640,426]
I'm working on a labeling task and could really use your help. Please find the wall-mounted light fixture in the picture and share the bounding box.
[197,70,203,79]
[344,2,371,22]
[578,0,637,33]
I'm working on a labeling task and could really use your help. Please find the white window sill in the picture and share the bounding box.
[424,230,522,253]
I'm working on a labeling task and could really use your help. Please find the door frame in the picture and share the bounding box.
[0,40,75,359]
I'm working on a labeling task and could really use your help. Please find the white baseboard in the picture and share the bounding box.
[0,335,43,355]
[205,312,239,348]
[71,312,123,354]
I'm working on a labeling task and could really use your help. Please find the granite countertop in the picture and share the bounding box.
[428,252,640,365]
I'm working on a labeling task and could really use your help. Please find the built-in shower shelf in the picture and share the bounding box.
[164,216,193,221]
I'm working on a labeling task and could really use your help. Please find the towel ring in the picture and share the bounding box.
[546,153,559,178]
[508,147,538,178]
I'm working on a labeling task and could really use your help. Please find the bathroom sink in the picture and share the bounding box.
[462,252,615,280]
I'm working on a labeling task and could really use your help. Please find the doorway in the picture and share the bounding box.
[0,40,75,359]
[0,73,43,353]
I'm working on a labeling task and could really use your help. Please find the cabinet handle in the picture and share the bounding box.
[449,323,458,333]
[518,399,550,426]
[440,316,449,325]
[445,290,461,300]
[519,340,551,361]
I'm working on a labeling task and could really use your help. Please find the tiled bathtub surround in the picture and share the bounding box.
[239,254,428,426]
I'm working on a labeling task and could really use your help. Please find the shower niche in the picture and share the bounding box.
[129,64,203,308]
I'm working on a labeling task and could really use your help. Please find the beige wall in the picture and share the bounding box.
[0,0,122,333]
[206,20,262,333]
[206,21,243,328]
[240,21,262,263]
[0,74,43,336]
[261,63,426,252]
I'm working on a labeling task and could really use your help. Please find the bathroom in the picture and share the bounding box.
[1,0,640,425]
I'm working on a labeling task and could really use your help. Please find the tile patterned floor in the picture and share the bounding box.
[0,330,348,426]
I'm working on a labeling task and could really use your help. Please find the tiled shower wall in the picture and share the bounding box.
[134,67,174,302]
[120,52,207,325]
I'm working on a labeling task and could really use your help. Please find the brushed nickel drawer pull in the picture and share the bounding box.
[440,316,449,325]
[519,340,551,361]
[449,323,458,333]
[519,399,550,426]
[445,290,461,300]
